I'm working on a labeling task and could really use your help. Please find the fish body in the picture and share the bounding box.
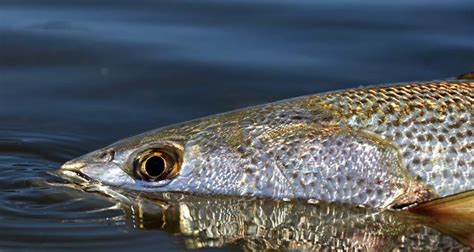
[60,80,473,209]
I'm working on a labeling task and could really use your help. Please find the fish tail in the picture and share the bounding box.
[407,190,474,248]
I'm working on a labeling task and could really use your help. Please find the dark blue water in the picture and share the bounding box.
[1,0,473,250]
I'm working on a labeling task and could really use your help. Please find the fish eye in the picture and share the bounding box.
[141,155,166,178]
[134,148,181,181]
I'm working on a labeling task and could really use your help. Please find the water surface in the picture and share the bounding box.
[1,0,473,250]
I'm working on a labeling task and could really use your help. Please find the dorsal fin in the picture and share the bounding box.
[456,72,474,80]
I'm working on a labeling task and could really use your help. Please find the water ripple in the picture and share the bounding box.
[0,130,181,250]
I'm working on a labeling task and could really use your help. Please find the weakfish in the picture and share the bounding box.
[59,76,473,212]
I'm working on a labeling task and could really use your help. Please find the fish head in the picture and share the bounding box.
[59,114,259,196]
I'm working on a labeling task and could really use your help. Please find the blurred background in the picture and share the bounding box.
[2,0,473,142]
[0,0,473,250]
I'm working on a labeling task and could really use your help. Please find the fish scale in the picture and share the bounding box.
[317,82,473,197]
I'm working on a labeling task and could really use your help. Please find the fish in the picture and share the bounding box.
[59,76,473,210]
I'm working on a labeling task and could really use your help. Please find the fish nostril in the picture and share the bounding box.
[61,160,86,171]
[97,149,115,162]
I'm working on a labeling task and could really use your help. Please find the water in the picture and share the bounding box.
[1,0,473,250]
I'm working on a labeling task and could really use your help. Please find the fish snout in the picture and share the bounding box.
[58,160,92,184]
[61,160,87,171]
[60,148,115,173]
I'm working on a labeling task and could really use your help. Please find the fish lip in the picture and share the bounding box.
[55,167,94,184]
[56,158,103,185]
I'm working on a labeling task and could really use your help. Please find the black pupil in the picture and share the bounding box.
[144,156,166,177]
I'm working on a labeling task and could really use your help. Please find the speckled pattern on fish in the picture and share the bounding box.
[317,82,473,197]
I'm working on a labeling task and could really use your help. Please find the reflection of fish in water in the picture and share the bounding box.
[59,77,473,210]
[119,192,474,250]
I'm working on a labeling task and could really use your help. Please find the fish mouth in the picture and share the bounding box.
[51,163,135,204]
[56,168,93,184]
[56,160,94,184]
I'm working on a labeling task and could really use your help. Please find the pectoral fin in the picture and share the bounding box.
[408,190,474,248]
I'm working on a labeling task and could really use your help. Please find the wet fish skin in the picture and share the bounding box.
[320,82,473,197]
[60,80,473,208]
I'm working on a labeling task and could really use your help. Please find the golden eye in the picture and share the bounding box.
[135,149,181,181]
